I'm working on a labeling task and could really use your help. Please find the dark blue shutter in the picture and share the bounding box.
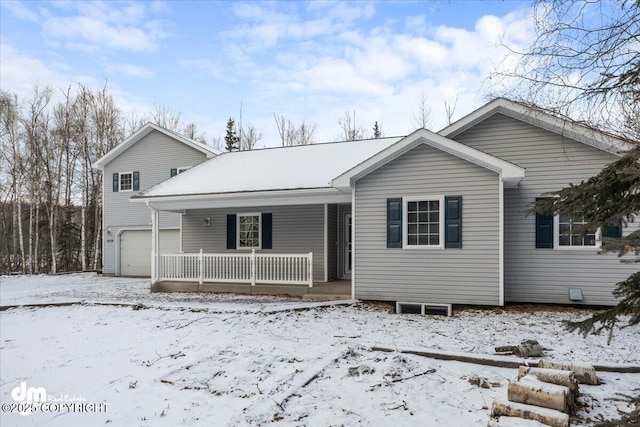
[112,173,119,192]
[226,214,236,249]
[170,168,177,177]
[262,213,272,249]
[387,198,402,248]
[604,222,622,239]
[445,196,462,248]
[132,171,140,191]
[535,198,554,248]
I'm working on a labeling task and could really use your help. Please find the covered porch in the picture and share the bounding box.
[146,197,354,298]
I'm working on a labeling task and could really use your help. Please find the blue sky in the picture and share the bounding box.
[1,0,533,146]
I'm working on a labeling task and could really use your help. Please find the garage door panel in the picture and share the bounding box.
[120,230,179,277]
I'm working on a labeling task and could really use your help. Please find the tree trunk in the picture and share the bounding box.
[492,399,569,427]
[507,376,571,414]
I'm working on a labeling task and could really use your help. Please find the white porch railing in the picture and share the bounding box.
[158,249,313,287]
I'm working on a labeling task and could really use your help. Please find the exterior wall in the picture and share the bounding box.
[452,113,636,305]
[102,130,210,274]
[354,143,501,305]
[181,204,326,282]
[326,204,338,281]
[337,204,352,278]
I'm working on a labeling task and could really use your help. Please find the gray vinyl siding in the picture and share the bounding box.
[452,113,636,306]
[354,143,501,305]
[326,204,338,281]
[102,130,210,274]
[337,204,352,278]
[181,205,326,282]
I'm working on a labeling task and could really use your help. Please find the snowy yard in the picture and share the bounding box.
[1,274,639,426]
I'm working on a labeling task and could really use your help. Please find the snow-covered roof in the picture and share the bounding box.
[438,98,633,155]
[93,123,220,170]
[136,137,402,198]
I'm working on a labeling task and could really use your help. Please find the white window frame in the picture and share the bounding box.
[177,166,190,174]
[119,171,133,192]
[402,195,445,249]
[237,212,262,250]
[553,214,602,250]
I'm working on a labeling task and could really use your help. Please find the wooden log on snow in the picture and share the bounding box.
[518,367,578,414]
[508,375,571,414]
[491,399,569,427]
[538,360,598,385]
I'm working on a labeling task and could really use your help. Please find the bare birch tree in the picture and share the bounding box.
[412,90,433,130]
[338,110,367,141]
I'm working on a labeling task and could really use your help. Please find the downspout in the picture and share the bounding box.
[147,201,160,285]
[498,175,504,306]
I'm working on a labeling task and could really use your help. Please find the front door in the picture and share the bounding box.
[344,213,352,278]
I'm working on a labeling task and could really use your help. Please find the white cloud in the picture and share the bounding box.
[2,0,40,22]
[41,2,169,53]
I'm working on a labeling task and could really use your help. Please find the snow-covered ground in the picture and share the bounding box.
[1,273,638,426]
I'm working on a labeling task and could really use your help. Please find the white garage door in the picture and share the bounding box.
[120,230,180,277]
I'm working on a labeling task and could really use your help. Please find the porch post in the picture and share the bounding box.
[250,249,256,286]
[148,202,160,285]
[198,248,203,286]
[308,251,313,288]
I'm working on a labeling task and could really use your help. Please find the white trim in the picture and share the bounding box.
[131,188,351,211]
[553,215,602,250]
[237,212,262,250]
[402,196,445,250]
[323,203,328,283]
[179,213,184,254]
[119,171,134,192]
[351,183,356,299]
[498,176,504,306]
[438,98,631,155]
[332,128,525,191]
[93,123,219,170]
[176,166,191,174]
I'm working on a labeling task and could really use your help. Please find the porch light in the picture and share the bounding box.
[203,217,211,227]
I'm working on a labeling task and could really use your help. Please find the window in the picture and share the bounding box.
[403,196,444,248]
[119,172,133,191]
[238,213,261,249]
[554,214,601,249]
[171,167,191,177]
[112,171,139,192]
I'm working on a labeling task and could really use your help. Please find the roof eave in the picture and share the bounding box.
[439,98,631,155]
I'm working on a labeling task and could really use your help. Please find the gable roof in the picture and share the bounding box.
[333,128,525,190]
[92,123,221,170]
[135,136,402,199]
[438,98,632,155]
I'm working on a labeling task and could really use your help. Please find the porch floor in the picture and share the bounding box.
[151,280,351,300]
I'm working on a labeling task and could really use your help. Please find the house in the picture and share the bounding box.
[92,123,220,276]
[126,99,637,307]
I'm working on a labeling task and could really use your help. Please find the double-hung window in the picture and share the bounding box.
[403,196,444,249]
[238,213,261,249]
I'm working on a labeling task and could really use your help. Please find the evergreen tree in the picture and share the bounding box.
[224,117,239,152]
[373,121,381,139]
[531,145,640,338]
